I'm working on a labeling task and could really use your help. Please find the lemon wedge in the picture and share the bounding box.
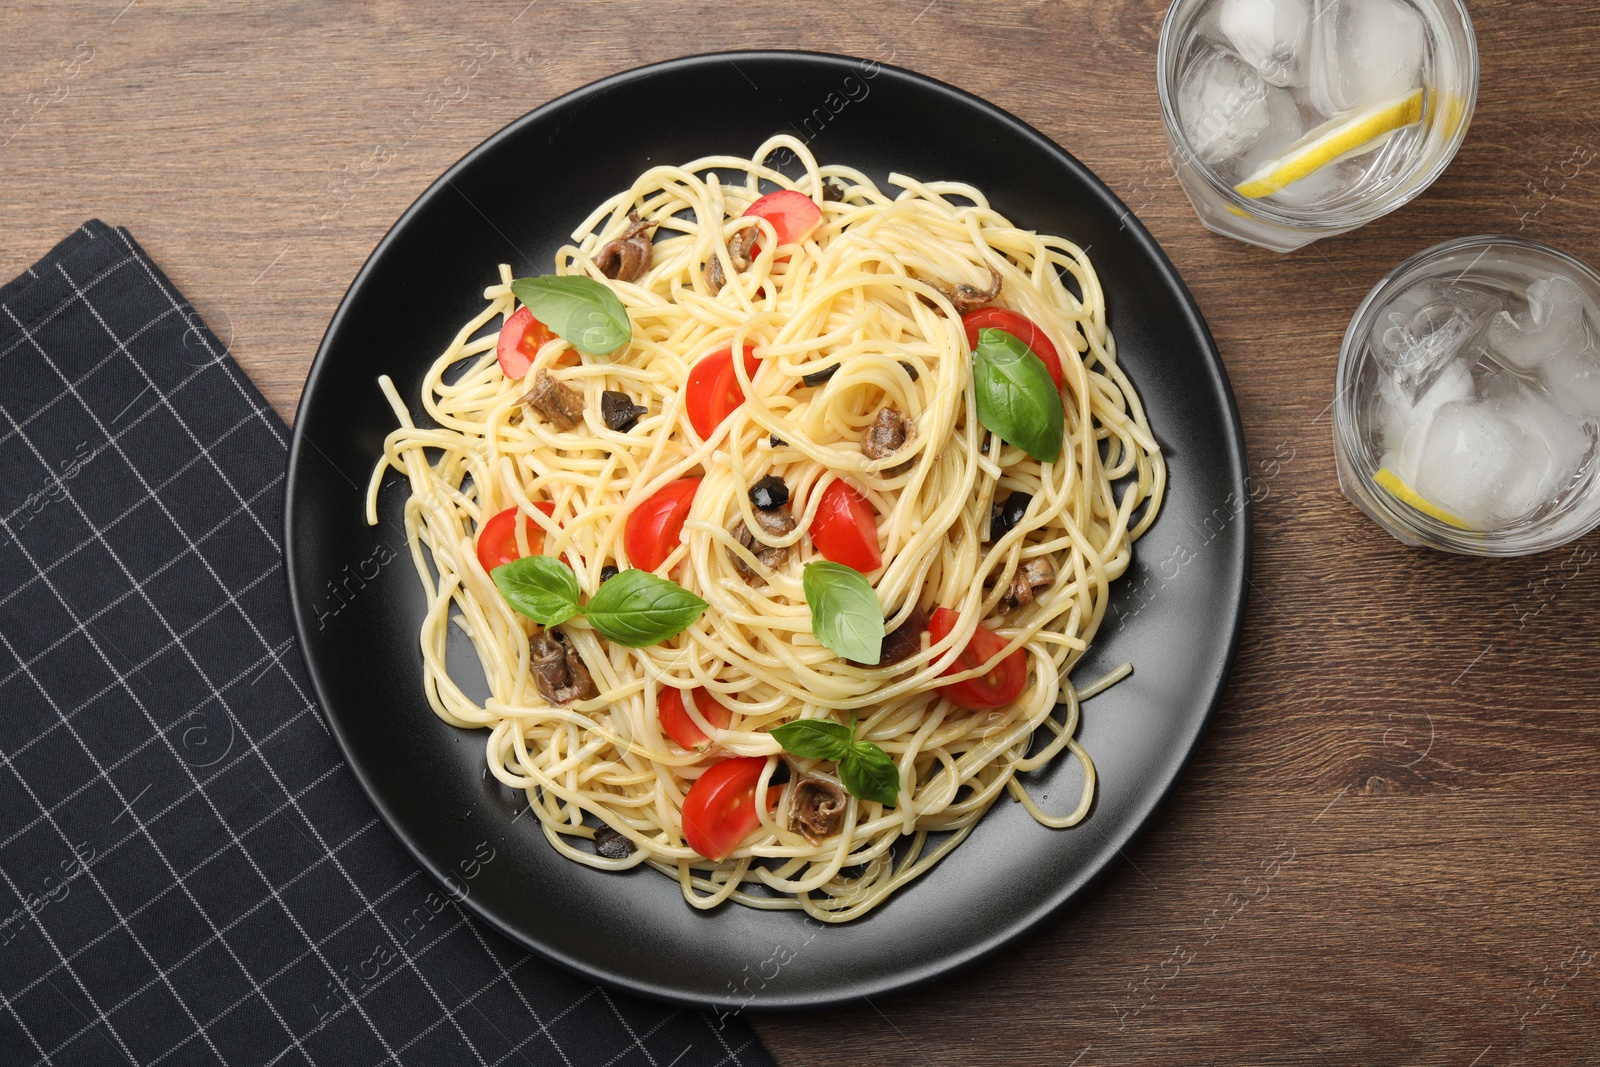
[1373,466,1471,529]
[1234,88,1426,199]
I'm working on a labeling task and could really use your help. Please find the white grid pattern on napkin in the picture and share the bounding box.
[0,223,764,1067]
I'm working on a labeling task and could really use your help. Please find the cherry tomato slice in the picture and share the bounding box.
[681,756,782,861]
[927,607,1027,710]
[742,189,823,258]
[962,307,1066,393]
[496,306,559,381]
[623,478,702,574]
[475,501,556,573]
[685,345,760,439]
[659,687,734,751]
[809,479,882,573]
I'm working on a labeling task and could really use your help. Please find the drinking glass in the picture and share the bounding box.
[1157,0,1478,252]
[1334,235,1600,555]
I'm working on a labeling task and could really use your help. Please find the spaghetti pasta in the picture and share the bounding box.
[368,135,1164,921]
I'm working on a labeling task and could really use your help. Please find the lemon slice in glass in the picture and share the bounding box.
[1235,88,1427,200]
[1373,466,1472,529]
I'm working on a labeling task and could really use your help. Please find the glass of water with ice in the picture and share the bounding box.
[1335,236,1600,555]
[1157,0,1477,251]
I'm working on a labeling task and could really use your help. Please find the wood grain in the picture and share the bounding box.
[5,2,1599,1063]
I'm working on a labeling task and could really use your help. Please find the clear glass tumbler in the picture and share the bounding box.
[1157,0,1478,252]
[1334,235,1600,555]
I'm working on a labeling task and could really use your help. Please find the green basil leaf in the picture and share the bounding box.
[584,569,707,647]
[771,719,854,761]
[973,327,1064,464]
[802,561,884,664]
[510,275,632,357]
[840,741,900,807]
[491,555,580,626]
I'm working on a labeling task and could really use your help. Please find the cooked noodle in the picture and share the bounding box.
[368,135,1164,921]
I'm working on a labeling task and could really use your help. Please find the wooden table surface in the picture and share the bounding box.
[5,1,1598,1064]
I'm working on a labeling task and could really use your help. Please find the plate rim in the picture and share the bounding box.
[285,48,1252,1011]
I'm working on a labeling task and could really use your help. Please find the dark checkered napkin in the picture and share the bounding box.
[0,221,775,1067]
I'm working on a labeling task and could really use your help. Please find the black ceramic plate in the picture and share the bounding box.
[286,51,1249,1011]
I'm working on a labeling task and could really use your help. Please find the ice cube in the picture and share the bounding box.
[1372,283,1492,396]
[1311,0,1427,115]
[1375,377,1411,456]
[1413,400,1525,527]
[1486,275,1592,374]
[1220,0,1313,87]
[1331,117,1428,200]
[1191,0,1230,45]
[1418,357,1475,417]
[1413,381,1589,528]
[1267,158,1361,208]
[1545,343,1600,417]
[1178,48,1272,166]
[1489,389,1591,520]
[1487,428,1558,524]
[1385,355,1474,475]
[1231,80,1307,171]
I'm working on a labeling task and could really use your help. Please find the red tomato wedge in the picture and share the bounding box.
[496,306,559,381]
[742,189,823,257]
[686,345,760,439]
[809,479,882,573]
[623,478,701,573]
[927,607,1027,710]
[475,501,556,573]
[681,756,782,861]
[659,687,733,751]
[961,307,1066,393]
